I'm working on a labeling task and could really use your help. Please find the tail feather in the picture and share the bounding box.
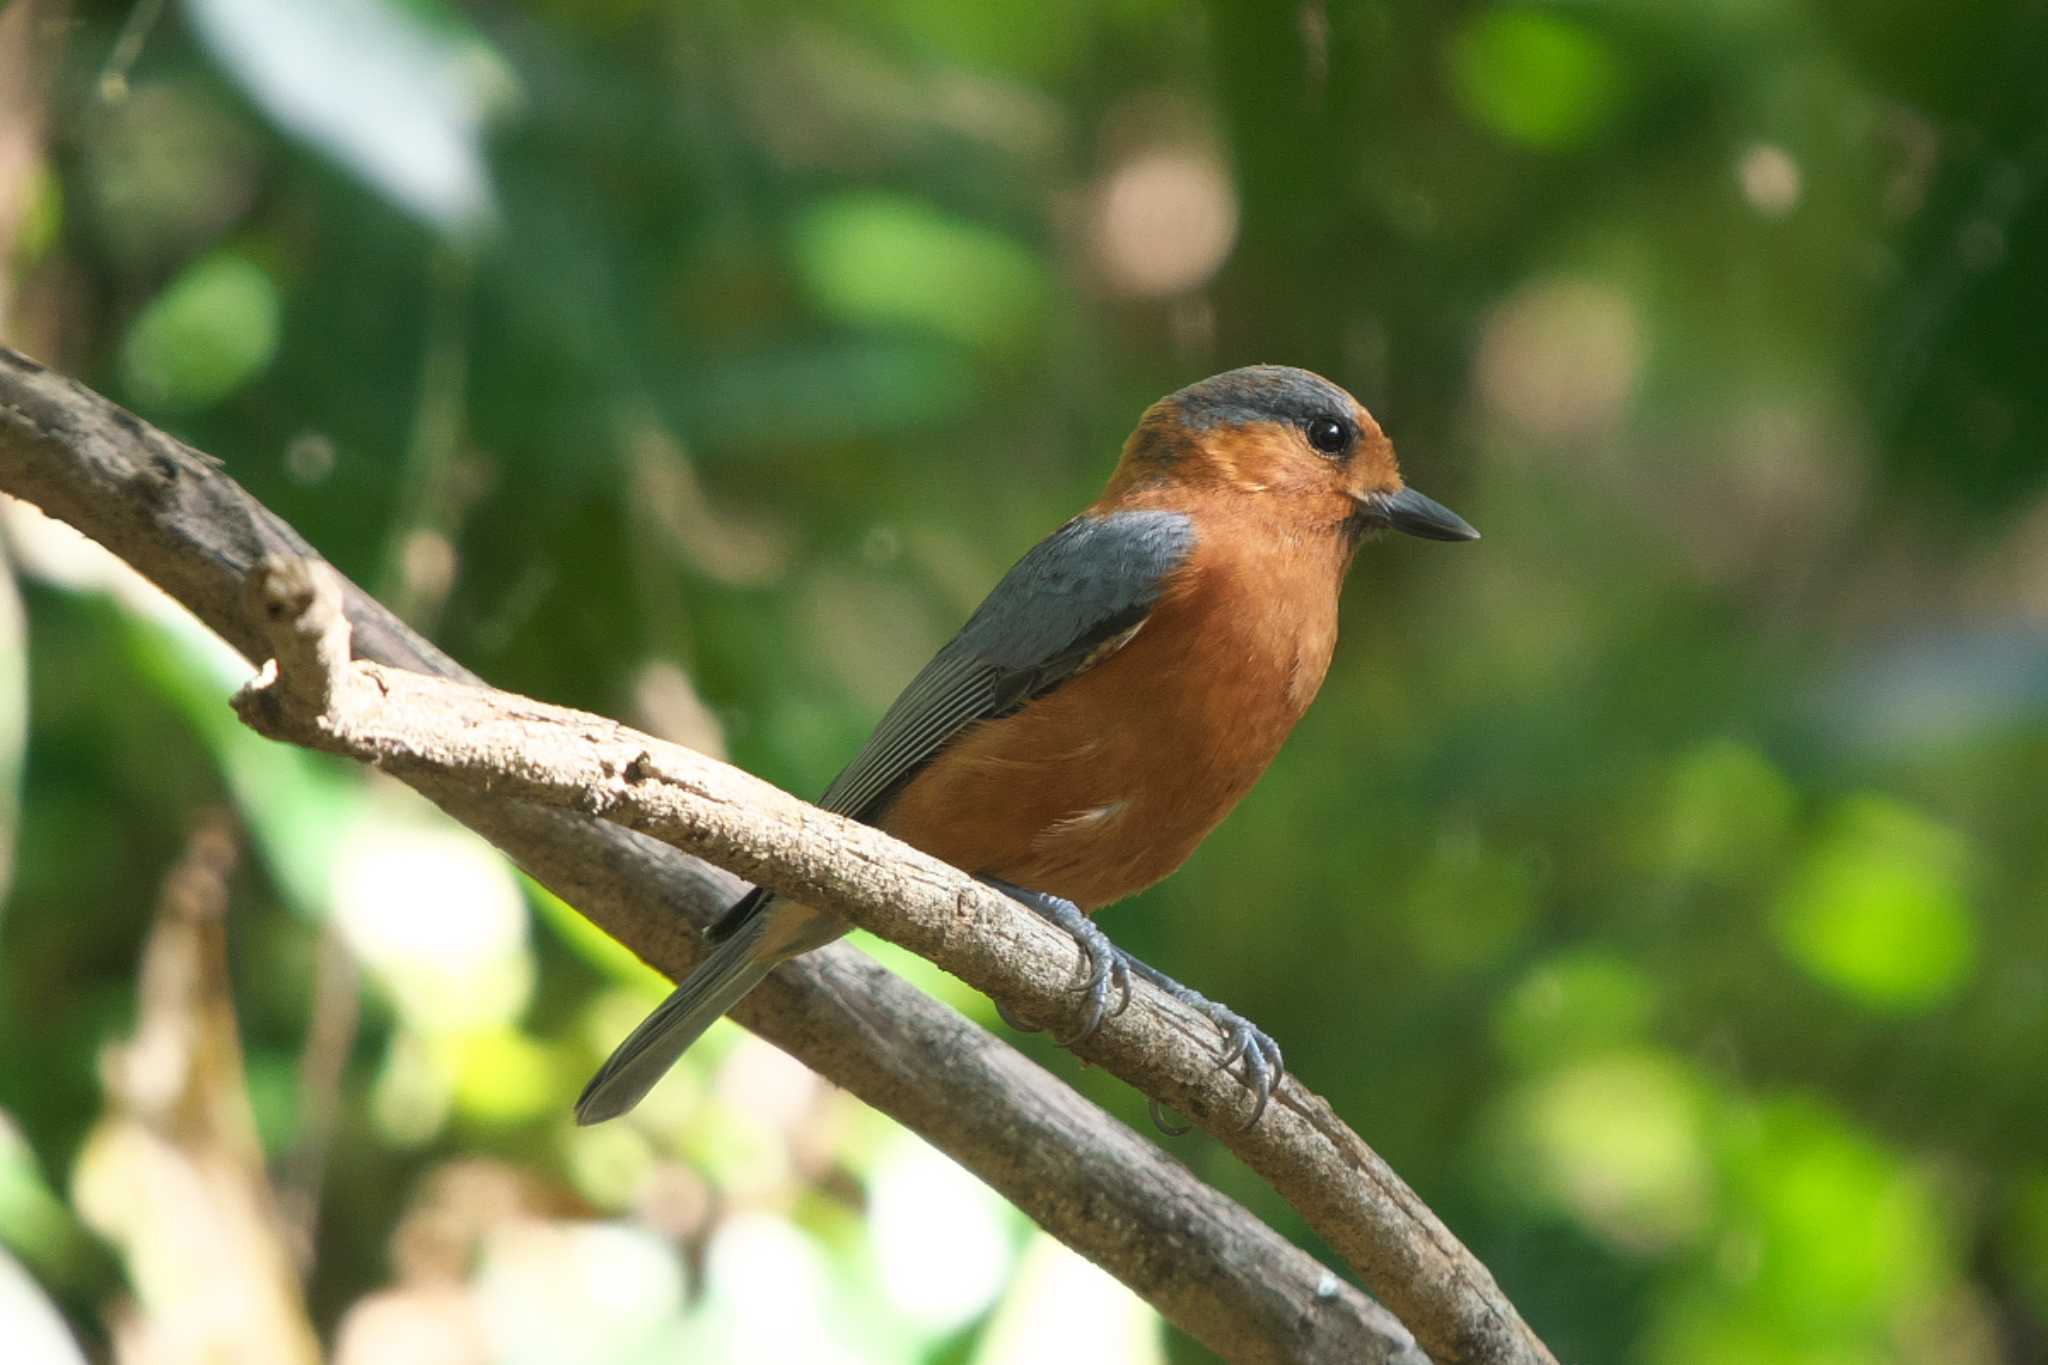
[575,907,779,1125]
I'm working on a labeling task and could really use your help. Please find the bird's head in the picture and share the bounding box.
[1111,365,1478,545]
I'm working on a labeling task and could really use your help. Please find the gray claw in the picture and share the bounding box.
[995,997,1044,1034]
[1148,1096,1192,1137]
[1052,918,1128,1045]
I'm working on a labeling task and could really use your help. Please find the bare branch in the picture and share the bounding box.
[2,343,1555,1365]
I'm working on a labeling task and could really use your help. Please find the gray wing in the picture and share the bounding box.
[817,507,1196,822]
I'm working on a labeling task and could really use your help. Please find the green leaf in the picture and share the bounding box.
[791,195,1048,350]
[1771,795,1976,1011]
[117,249,281,412]
[1447,10,1631,150]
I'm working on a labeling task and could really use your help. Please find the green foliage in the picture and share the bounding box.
[116,248,281,412]
[1446,10,1631,151]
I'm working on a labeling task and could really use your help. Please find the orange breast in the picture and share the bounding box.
[879,502,1346,910]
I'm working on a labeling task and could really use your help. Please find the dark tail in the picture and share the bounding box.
[574,894,783,1124]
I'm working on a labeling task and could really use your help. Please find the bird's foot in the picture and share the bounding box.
[980,878,1131,1046]
[1127,958,1285,1130]
[980,878,1284,1134]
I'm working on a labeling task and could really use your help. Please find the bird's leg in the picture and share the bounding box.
[1124,957,1285,1129]
[979,877,1284,1131]
[978,877,1131,1045]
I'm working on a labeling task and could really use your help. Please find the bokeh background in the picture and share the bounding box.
[2,0,2045,1361]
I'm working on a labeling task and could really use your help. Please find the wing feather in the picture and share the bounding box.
[817,508,1195,822]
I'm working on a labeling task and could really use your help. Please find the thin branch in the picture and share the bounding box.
[1,343,1556,1365]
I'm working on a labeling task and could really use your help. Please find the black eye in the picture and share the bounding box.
[1305,417,1350,456]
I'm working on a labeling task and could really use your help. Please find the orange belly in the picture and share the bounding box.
[879,529,1342,910]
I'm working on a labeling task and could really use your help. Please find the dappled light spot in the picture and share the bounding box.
[334,1285,485,1365]
[870,1134,1017,1332]
[711,1033,825,1144]
[1087,147,1239,298]
[1737,143,1803,218]
[1474,276,1642,442]
[449,1030,568,1127]
[1490,1048,1713,1254]
[690,1213,869,1364]
[1771,795,1977,1011]
[475,1221,684,1363]
[284,431,337,484]
[975,1233,1165,1365]
[398,530,458,615]
[330,814,533,1034]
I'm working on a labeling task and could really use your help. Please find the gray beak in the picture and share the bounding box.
[1382,486,1480,542]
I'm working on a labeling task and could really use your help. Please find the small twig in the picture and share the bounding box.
[242,555,353,720]
[96,0,168,103]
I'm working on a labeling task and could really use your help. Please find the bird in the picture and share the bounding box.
[576,365,1478,1128]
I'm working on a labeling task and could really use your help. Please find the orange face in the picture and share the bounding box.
[1104,366,1477,544]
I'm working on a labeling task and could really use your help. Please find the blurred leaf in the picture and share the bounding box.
[116,248,281,413]
[1656,738,1797,880]
[1718,1098,1951,1329]
[1645,1284,1887,1365]
[183,0,502,227]
[1494,952,1658,1069]
[1771,795,1977,1012]
[0,1121,98,1290]
[1402,831,1538,970]
[1446,10,1631,150]
[791,194,1048,350]
[1491,1049,1713,1254]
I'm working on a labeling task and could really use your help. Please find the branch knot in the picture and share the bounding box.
[233,555,355,727]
